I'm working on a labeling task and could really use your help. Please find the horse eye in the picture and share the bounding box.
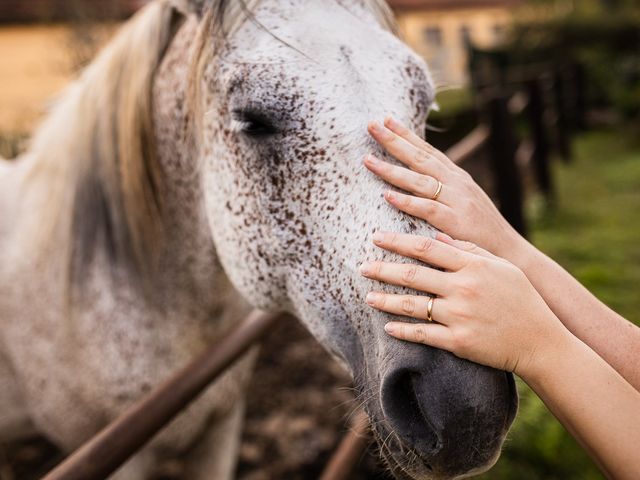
[231,109,278,137]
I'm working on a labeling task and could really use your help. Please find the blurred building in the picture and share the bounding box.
[0,0,145,23]
[388,0,521,87]
[0,0,144,132]
[0,0,520,130]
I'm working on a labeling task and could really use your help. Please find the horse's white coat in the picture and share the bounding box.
[0,1,515,479]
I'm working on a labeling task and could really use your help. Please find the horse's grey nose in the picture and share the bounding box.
[379,343,517,475]
[380,367,443,455]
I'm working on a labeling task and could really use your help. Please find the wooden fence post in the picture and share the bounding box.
[573,61,588,131]
[527,77,554,201]
[486,94,527,236]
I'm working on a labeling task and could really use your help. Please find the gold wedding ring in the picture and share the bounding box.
[432,180,443,202]
[426,296,435,322]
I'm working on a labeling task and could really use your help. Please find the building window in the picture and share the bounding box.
[423,26,443,47]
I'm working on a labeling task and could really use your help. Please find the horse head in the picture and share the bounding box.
[168,1,518,477]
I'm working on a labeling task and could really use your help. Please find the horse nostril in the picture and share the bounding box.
[380,369,443,455]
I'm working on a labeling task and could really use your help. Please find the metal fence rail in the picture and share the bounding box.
[43,310,282,480]
[319,411,370,480]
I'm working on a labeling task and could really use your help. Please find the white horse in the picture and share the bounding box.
[0,1,517,479]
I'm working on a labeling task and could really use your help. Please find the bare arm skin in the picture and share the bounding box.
[359,233,640,480]
[365,117,640,391]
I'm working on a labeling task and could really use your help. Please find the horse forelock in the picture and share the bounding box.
[187,0,396,142]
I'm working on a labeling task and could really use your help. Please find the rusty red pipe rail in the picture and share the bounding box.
[43,310,282,480]
[319,410,370,480]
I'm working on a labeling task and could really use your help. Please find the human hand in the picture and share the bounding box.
[360,231,572,376]
[365,117,529,264]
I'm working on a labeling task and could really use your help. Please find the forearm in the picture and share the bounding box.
[522,333,640,480]
[505,238,640,391]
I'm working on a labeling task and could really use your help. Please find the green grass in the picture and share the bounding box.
[530,130,640,322]
[478,128,640,480]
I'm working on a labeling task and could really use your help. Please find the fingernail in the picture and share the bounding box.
[366,292,379,305]
[385,190,397,201]
[365,154,380,166]
[369,121,383,133]
[372,231,385,244]
[384,323,396,334]
[386,116,400,129]
[359,262,371,275]
[435,232,453,242]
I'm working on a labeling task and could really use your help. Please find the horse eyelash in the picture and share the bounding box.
[230,118,253,134]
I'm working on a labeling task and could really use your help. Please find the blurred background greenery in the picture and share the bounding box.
[438,3,640,478]
[477,128,640,480]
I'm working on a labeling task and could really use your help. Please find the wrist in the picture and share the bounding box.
[500,232,540,275]
[517,321,579,386]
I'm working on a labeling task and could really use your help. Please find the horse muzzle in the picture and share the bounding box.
[374,341,518,479]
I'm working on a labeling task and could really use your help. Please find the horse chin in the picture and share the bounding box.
[370,420,501,480]
[372,423,435,480]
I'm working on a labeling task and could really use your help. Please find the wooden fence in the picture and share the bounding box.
[454,54,588,235]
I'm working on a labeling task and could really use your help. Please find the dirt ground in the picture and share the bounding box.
[237,315,393,480]
[0,315,394,480]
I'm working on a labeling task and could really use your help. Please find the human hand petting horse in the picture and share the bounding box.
[360,230,564,375]
[362,116,640,480]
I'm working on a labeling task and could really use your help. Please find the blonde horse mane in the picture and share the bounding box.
[22,1,179,291]
[21,0,396,292]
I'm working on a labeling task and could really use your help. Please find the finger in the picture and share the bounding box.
[359,260,449,296]
[364,154,450,204]
[384,190,453,231]
[368,121,448,180]
[384,321,454,349]
[383,116,457,169]
[434,232,496,261]
[372,232,468,271]
[434,231,454,242]
[366,291,449,325]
